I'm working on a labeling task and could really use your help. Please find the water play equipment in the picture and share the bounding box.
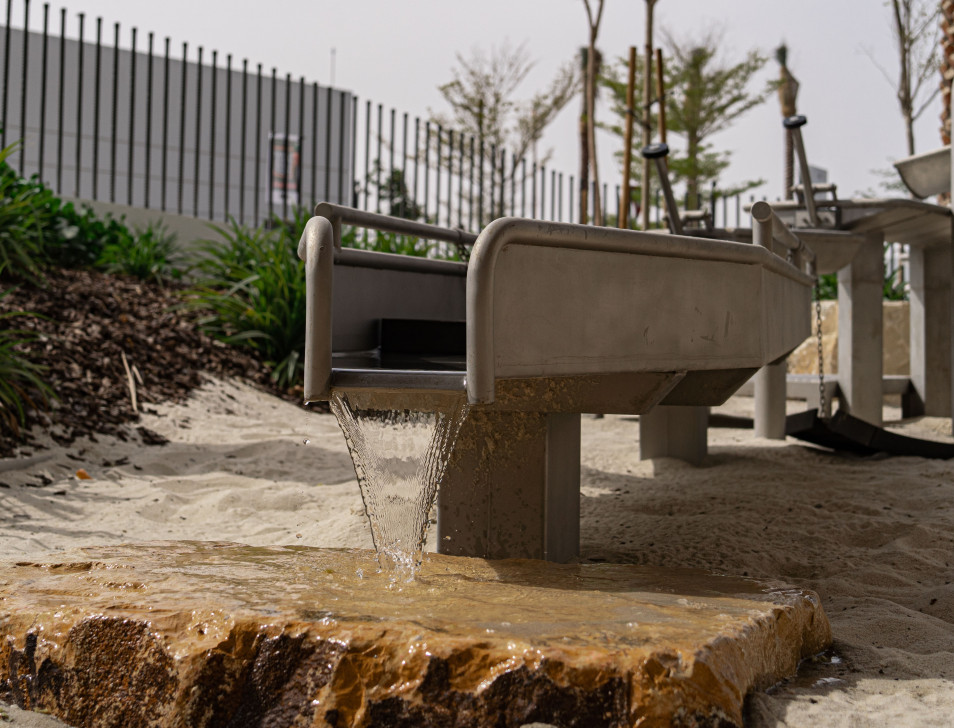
[299,203,814,561]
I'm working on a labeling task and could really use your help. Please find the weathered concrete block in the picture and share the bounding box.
[0,542,830,728]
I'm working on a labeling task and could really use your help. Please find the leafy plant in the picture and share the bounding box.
[340,226,464,260]
[187,219,306,389]
[0,142,51,282]
[0,292,53,439]
[96,221,181,283]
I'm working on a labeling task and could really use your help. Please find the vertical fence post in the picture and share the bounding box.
[457,131,464,228]
[446,129,453,226]
[223,54,232,220]
[282,71,290,221]
[498,148,505,218]
[193,47,204,217]
[38,2,49,181]
[310,82,318,206]
[252,60,261,224]
[267,66,276,222]
[362,99,370,209]
[388,107,395,211]
[375,103,382,212]
[127,27,137,205]
[296,75,304,214]
[19,0,30,173]
[568,175,574,224]
[2,0,12,150]
[435,124,443,226]
[337,91,346,205]
[350,95,358,207]
[238,58,248,222]
[401,112,408,218]
[412,116,421,216]
[144,32,153,208]
[467,135,474,230]
[423,121,430,221]
[73,12,84,196]
[477,139,484,225]
[208,50,218,219]
[55,7,65,192]
[161,37,169,211]
[111,23,120,203]
[323,86,332,204]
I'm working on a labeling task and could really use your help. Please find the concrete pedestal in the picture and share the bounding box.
[754,361,788,439]
[639,405,708,465]
[837,234,885,426]
[437,410,581,562]
[908,243,953,416]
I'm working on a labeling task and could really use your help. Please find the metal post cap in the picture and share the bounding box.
[641,142,669,159]
[782,114,807,129]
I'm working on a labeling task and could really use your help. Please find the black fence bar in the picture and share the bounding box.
[266,65,275,221]
[413,116,420,215]
[37,2,47,179]
[375,103,382,212]
[310,82,318,208]
[161,37,169,211]
[223,54,231,220]
[55,8,64,189]
[281,71,290,221]
[296,75,304,212]
[446,129,453,227]
[73,12,83,196]
[208,50,218,219]
[350,96,357,207]
[253,62,261,224]
[127,27,136,205]
[193,47,204,216]
[323,85,332,207]
[144,32,153,207]
[111,22,119,203]
[2,0,11,150]
[435,124,442,226]
[18,0,28,171]
[467,136,474,231]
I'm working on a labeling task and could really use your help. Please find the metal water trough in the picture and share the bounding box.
[299,203,814,561]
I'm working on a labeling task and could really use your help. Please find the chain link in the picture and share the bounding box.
[814,279,826,419]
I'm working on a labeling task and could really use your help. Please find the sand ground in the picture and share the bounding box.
[1,376,953,727]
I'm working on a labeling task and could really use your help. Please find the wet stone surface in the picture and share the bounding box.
[0,542,830,727]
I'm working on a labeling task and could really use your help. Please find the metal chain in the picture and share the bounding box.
[814,278,827,419]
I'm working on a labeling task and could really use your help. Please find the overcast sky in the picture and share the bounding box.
[25,0,945,201]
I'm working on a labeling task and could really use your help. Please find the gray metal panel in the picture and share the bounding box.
[332,259,466,353]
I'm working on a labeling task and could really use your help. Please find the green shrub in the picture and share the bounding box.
[96,221,181,283]
[0,291,52,439]
[0,143,51,281]
[187,219,306,389]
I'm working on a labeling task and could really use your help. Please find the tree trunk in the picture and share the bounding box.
[587,34,602,225]
[640,0,656,231]
[687,130,699,210]
[579,84,589,223]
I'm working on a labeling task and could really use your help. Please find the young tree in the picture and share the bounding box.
[581,0,606,225]
[886,0,941,155]
[602,29,773,212]
[432,39,578,167]
[775,44,799,199]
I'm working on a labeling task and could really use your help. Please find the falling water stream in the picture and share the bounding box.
[330,390,469,579]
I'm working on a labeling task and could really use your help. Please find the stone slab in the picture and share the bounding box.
[0,542,830,728]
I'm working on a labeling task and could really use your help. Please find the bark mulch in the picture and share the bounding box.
[0,268,305,459]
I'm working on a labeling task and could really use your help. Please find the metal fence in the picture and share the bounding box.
[1,0,754,234]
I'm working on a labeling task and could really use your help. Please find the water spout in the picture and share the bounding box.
[330,390,468,578]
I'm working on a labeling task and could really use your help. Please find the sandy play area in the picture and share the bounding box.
[1,376,953,727]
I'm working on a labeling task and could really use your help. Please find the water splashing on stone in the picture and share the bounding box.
[330,390,468,579]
